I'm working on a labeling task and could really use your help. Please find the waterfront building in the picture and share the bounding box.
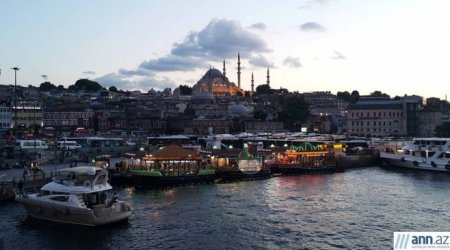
[184,119,231,135]
[12,99,43,130]
[0,102,12,130]
[244,121,285,133]
[346,96,422,137]
[43,107,94,130]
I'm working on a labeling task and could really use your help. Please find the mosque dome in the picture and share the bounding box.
[229,104,249,115]
[200,68,227,81]
[192,67,241,97]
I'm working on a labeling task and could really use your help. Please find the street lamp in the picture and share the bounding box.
[11,67,20,133]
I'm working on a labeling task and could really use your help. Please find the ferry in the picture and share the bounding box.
[381,138,450,172]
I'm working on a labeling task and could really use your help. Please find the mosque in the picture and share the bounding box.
[192,54,271,97]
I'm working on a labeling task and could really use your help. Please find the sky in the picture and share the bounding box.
[1,0,450,99]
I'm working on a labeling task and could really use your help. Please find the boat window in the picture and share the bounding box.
[437,152,444,158]
[413,141,420,145]
[50,196,69,202]
[446,152,450,158]
[404,150,410,155]
[412,151,416,156]
[421,151,427,158]
[428,152,435,157]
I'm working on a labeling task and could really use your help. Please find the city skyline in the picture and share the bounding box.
[1,0,450,99]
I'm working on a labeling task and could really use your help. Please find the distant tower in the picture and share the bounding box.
[251,72,254,93]
[223,60,226,77]
[266,68,270,86]
[237,53,241,89]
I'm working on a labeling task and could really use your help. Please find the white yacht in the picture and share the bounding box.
[16,166,131,226]
[381,138,450,172]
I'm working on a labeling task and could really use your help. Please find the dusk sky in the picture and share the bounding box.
[1,0,450,99]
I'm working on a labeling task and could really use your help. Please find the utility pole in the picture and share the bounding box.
[11,67,20,135]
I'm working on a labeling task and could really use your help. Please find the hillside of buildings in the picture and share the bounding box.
[0,77,449,140]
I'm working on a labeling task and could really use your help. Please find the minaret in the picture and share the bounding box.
[266,68,270,86]
[237,53,241,89]
[223,60,226,77]
[251,72,254,93]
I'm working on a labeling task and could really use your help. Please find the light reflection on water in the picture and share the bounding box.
[1,167,450,249]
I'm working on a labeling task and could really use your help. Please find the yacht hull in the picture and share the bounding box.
[16,197,131,226]
[382,154,450,172]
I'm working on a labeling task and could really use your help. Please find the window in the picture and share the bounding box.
[50,196,69,202]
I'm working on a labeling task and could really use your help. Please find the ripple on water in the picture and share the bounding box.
[2,167,450,249]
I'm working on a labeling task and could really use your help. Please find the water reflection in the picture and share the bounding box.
[2,167,450,249]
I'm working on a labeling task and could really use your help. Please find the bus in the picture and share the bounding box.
[15,140,48,151]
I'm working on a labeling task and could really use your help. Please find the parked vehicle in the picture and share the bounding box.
[56,140,82,150]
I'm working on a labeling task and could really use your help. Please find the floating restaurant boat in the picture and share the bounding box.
[335,140,380,168]
[268,142,340,174]
[128,145,215,187]
[16,166,131,226]
[381,138,450,172]
[211,146,271,182]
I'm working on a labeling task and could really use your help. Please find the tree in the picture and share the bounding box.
[254,110,267,121]
[68,79,103,92]
[337,91,351,102]
[39,81,57,91]
[350,90,360,104]
[109,86,118,92]
[179,85,193,95]
[255,84,274,95]
[57,85,65,91]
[436,122,450,137]
[279,95,310,130]
[370,90,390,98]
[230,117,244,133]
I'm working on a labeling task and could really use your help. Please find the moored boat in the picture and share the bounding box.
[128,145,215,187]
[16,166,131,226]
[381,138,450,172]
[268,142,340,175]
[212,146,271,182]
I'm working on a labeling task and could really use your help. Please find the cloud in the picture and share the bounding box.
[140,55,206,72]
[247,22,267,31]
[299,0,333,9]
[171,19,271,59]
[118,68,155,76]
[249,55,275,68]
[283,57,302,68]
[95,72,177,91]
[95,19,273,91]
[300,22,326,32]
[332,51,346,60]
[82,71,96,75]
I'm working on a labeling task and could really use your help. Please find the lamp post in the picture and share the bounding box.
[11,67,20,134]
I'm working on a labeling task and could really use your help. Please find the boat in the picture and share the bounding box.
[212,146,271,182]
[15,166,131,226]
[128,145,215,187]
[381,138,450,172]
[335,140,380,168]
[268,142,340,174]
